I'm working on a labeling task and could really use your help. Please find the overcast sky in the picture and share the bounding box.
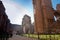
[1,0,60,25]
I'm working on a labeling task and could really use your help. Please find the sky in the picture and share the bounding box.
[1,0,60,25]
[52,0,60,9]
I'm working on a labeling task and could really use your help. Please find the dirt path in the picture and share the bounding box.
[9,35,38,40]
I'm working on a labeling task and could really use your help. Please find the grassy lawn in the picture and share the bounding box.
[21,34,60,40]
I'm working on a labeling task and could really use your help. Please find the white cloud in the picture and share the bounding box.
[1,0,34,25]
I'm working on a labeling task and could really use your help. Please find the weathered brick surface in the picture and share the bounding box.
[33,0,60,34]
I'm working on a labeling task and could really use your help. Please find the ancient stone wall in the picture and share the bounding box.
[22,15,33,34]
[0,1,13,35]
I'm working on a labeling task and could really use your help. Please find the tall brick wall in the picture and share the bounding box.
[41,0,54,33]
[33,0,44,33]
[33,0,54,34]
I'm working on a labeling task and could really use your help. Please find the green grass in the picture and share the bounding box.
[21,34,60,40]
